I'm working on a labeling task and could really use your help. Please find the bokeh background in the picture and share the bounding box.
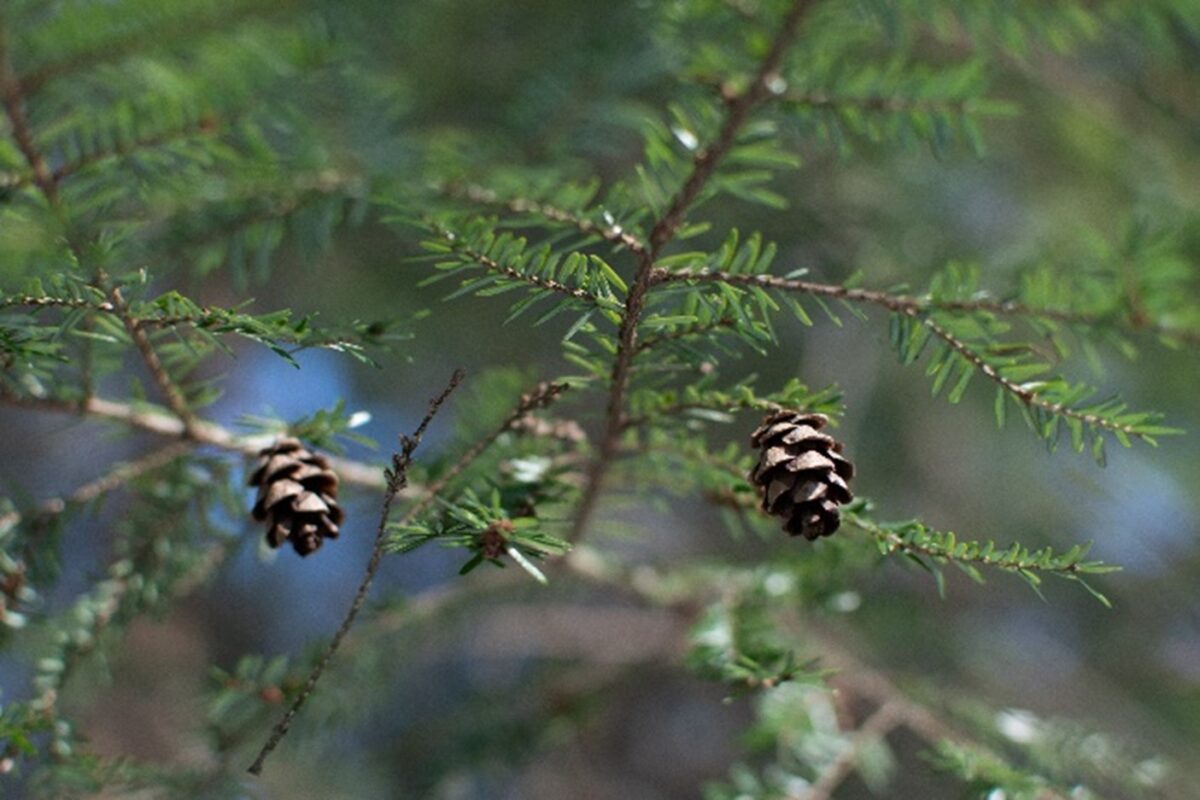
[2,1,1199,797]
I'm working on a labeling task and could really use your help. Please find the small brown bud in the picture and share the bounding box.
[479,519,514,559]
[259,686,284,705]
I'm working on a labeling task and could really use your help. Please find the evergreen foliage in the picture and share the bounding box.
[0,0,1197,797]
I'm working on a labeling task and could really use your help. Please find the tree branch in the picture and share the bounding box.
[110,286,199,432]
[559,547,1071,799]
[0,442,194,537]
[433,231,622,308]
[0,32,200,428]
[16,1,284,96]
[247,368,465,775]
[635,316,739,354]
[651,267,1200,345]
[569,0,817,542]
[783,90,972,116]
[52,114,220,183]
[444,183,648,255]
[917,311,1152,438]
[802,702,902,800]
[0,391,389,490]
[398,380,571,524]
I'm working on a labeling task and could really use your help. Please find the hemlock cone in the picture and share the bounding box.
[750,411,854,540]
[249,438,343,556]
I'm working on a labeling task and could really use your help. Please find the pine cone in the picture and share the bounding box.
[750,411,854,540]
[249,437,343,556]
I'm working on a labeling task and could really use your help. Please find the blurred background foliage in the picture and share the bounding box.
[1,0,1199,798]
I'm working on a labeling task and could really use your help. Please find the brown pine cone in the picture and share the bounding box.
[750,411,854,540]
[249,438,343,556]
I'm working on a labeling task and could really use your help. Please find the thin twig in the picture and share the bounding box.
[445,183,648,255]
[802,702,902,800]
[109,286,198,432]
[651,268,1200,345]
[16,1,281,96]
[247,368,465,775]
[52,115,219,183]
[0,442,194,536]
[398,380,571,524]
[0,295,116,314]
[0,391,389,489]
[557,548,1071,797]
[635,317,739,353]
[568,0,816,543]
[0,32,201,429]
[430,227,621,307]
[917,311,1149,437]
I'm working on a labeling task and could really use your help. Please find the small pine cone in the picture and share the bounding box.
[749,411,854,540]
[249,437,343,556]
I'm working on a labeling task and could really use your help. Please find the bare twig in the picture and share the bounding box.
[398,380,571,524]
[802,702,902,800]
[0,442,194,537]
[0,391,388,489]
[247,369,465,775]
[569,0,816,542]
[558,548,1070,797]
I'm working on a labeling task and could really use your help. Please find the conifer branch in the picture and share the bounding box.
[248,368,465,776]
[570,0,816,542]
[784,91,972,116]
[803,702,903,800]
[648,0,815,251]
[0,114,223,190]
[158,171,363,259]
[561,549,1070,799]
[0,31,57,203]
[424,224,623,308]
[651,267,1200,345]
[0,442,194,537]
[1,34,200,428]
[400,380,570,523]
[461,244,617,305]
[0,295,115,314]
[915,312,1148,439]
[635,317,738,353]
[52,114,220,183]
[16,1,283,96]
[110,286,199,432]
[446,183,648,254]
[804,625,1071,800]
[0,391,389,489]
[843,508,1114,582]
